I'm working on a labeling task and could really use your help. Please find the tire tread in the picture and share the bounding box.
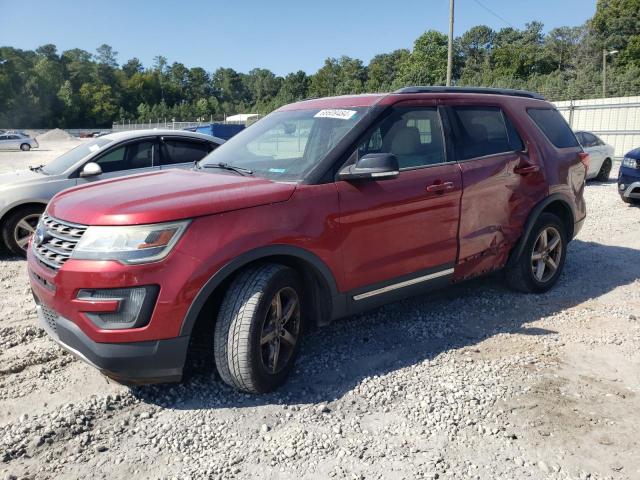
[214,263,290,393]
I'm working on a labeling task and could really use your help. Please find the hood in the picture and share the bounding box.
[48,169,297,226]
[626,147,640,160]
[0,169,48,189]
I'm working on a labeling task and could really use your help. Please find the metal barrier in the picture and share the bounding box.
[554,96,640,158]
[111,119,249,132]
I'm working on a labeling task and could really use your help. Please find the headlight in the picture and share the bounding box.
[71,220,190,264]
[622,157,638,168]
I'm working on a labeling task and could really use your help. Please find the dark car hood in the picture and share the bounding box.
[48,169,297,225]
[626,147,640,160]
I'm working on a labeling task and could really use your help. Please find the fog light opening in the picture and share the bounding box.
[77,286,159,330]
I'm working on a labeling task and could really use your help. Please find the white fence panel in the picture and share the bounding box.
[554,96,640,158]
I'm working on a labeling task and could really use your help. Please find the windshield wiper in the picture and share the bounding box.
[29,164,45,172]
[201,162,254,176]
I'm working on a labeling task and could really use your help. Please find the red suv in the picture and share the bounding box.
[28,87,587,393]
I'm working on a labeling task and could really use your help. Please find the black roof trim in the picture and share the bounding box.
[394,86,545,100]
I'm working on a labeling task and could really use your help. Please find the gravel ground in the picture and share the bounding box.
[0,150,639,479]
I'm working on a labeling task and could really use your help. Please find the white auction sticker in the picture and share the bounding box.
[314,109,357,120]
[88,144,101,152]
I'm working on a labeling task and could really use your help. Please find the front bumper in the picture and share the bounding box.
[35,299,189,384]
[619,181,640,200]
[618,168,640,200]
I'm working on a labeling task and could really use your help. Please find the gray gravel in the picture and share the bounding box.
[1,163,639,480]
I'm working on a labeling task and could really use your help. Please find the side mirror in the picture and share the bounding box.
[338,153,399,181]
[80,162,102,178]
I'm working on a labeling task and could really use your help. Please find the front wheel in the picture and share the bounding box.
[505,213,567,293]
[20,143,31,152]
[2,206,43,257]
[214,264,303,393]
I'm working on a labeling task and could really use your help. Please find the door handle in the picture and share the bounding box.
[514,164,540,175]
[426,181,455,193]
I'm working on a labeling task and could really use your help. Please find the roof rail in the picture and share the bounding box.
[394,86,545,100]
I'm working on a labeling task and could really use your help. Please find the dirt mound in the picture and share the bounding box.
[35,128,75,141]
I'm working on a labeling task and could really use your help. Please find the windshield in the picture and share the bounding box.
[42,138,112,175]
[198,107,367,181]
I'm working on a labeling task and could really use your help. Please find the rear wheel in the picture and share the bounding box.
[20,143,31,152]
[1,206,43,257]
[595,158,612,181]
[214,264,303,393]
[505,213,567,293]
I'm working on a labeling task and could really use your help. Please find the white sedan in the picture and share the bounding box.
[0,132,39,151]
[575,131,615,181]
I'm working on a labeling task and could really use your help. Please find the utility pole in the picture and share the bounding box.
[602,49,607,98]
[602,49,619,98]
[446,0,454,86]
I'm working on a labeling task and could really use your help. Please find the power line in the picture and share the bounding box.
[471,0,515,28]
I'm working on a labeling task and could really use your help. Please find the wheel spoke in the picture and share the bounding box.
[261,329,277,345]
[539,229,548,249]
[17,220,35,233]
[535,260,545,280]
[547,235,560,253]
[545,256,558,272]
[271,341,280,373]
[531,252,543,261]
[273,292,282,320]
[17,237,30,248]
[281,298,297,325]
[281,328,296,346]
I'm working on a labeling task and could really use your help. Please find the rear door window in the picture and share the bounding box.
[160,139,212,166]
[528,108,579,148]
[448,107,519,160]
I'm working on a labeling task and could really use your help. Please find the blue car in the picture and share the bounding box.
[618,147,640,204]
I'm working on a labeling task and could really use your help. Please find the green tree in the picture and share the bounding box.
[397,30,449,86]
[366,49,409,92]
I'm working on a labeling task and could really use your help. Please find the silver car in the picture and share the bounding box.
[0,133,39,151]
[575,131,616,181]
[0,129,224,256]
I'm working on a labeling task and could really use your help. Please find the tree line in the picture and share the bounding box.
[1,0,639,128]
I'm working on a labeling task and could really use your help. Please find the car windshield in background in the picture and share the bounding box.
[198,107,368,181]
[42,138,112,175]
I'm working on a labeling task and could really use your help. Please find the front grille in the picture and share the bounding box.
[40,304,59,334]
[33,214,87,270]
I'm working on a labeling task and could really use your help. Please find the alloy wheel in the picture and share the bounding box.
[14,214,40,251]
[531,226,563,283]
[260,287,300,374]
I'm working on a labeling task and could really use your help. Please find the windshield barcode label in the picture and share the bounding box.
[314,109,357,120]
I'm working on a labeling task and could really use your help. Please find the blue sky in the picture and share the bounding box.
[0,0,596,75]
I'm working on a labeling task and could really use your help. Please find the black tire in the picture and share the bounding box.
[214,263,304,393]
[20,143,31,152]
[595,158,612,182]
[505,213,567,294]
[1,206,44,257]
[622,196,640,205]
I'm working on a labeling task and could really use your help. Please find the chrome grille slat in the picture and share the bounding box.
[33,214,87,271]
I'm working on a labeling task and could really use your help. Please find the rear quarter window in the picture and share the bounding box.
[528,108,579,148]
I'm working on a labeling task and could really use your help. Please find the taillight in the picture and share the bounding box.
[579,152,590,169]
